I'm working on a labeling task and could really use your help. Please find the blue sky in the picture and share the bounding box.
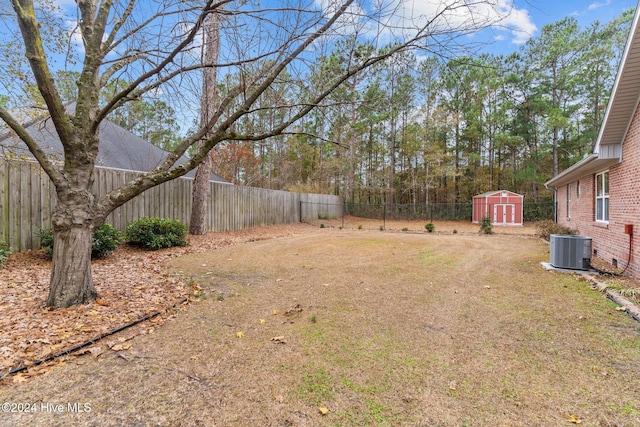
[486,0,637,53]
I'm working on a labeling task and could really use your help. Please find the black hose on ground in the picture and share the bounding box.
[588,233,633,277]
[0,298,188,380]
[587,260,620,276]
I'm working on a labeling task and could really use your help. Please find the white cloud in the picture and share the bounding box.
[588,0,612,11]
[315,0,537,46]
[65,19,85,54]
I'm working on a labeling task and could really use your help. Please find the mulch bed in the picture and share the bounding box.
[0,223,311,382]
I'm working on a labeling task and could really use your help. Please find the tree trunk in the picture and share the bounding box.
[189,12,220,235]
[190,152,212,235]
[46,220,97,308]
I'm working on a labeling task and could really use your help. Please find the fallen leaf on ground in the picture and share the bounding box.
[236,331,245,338]
[259,319,266,324]
[285,304,303,315]
[0,224,303,380]
[568,415,582,424]
[12,373,27,383]
[318,407,329,415]
[615,306,627,311]
[270,336,286,344]
[110,343,132,351]
[77,346,103,358]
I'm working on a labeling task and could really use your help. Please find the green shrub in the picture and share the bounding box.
[38,224,124,258]
[0,241,10,266]
[320,223,325,228]
[126,217,188,250]
[402,227,409,231]
[535,220,578,241]
[453,229,458,234]
[318,212,329,220]
[480,217,493,235]
[91,224,125,258]
[425,222,435,232]
[38,228,55,257]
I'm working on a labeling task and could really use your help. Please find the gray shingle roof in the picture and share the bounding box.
[0,110,228,182]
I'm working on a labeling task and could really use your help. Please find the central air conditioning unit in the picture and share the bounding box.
[549,234,592,270]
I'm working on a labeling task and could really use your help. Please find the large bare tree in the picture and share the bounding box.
[0,0,514,307]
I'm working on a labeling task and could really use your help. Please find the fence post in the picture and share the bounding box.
[383,204,386,230]
[299,200,303,223]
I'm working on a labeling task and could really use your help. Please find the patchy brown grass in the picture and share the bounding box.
[1,221,640,426]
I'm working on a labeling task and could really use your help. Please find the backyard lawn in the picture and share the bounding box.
[1,222,639,426]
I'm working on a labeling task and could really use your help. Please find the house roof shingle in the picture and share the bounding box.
[0,109,228,183]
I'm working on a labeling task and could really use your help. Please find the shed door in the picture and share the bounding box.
[493,204,515,224]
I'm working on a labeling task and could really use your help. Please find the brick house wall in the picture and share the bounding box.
[556,105,640,278]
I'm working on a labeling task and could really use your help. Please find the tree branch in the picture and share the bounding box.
[9,0,72,145]
[0,106,64,186]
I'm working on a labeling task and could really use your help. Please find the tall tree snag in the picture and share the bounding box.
[190,9,221,235]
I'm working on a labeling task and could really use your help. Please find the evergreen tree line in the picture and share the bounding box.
[207,10,634,206]
[17,9,633,206]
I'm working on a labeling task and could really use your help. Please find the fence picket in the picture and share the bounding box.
[0,158,342,251]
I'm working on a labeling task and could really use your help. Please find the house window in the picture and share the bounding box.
[596,171,609,222]
[566,184,571,219]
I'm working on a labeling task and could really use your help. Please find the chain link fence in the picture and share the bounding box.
[343,202,554,223]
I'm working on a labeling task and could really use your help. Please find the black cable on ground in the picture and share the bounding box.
[619,232,633,276]
[588,232,633,277]
[0,297,188,380]
[587,260,620,276]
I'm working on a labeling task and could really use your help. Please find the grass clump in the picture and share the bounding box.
[38,224,124,259]
[605,282,640,303]
[126,217,187,250]
[425,222,435,232]
[480,217,493,235]
[297,366,335,405]
[318,212,330,220]
[535,220,578,241]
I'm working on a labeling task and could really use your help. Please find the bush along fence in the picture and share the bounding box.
[344,202,554,223]
[0,158,342,251]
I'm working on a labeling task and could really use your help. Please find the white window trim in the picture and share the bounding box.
[566,183,571,219]
[595,171,609,223]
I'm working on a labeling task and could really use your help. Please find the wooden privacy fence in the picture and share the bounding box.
[0,158,343,251]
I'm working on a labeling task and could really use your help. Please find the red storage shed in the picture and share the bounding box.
[472,190,524,226]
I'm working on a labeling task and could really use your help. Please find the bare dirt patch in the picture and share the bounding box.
[1,221,640,426]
